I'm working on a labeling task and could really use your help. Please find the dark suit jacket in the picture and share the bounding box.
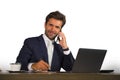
[16,34,75,71]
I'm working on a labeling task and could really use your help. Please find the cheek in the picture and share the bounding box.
[45,26,50,31]
[58,29,61,32]
[56,30,60,35]
[44,25,47,30]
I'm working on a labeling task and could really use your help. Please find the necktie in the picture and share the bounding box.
[47,41,53,69]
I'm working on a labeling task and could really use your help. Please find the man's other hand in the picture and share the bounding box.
[31,60,50,71]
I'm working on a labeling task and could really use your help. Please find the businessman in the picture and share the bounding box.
[16,11,75,72]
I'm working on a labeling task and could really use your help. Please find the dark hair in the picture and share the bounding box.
[45,11,66,28]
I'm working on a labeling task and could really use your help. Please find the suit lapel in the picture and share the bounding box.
[38,35,48,63]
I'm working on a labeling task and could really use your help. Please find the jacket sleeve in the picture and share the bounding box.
[16,39,32,71]
[62,51,75,71]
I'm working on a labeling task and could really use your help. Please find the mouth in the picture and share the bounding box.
[47,31,57,39]
[48,31,55,36]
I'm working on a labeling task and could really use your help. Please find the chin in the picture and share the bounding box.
[48,34,56,40]
[51,37,56,40]
[48,36,54,40]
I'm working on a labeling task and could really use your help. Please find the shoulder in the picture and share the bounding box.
[24,34,43,44]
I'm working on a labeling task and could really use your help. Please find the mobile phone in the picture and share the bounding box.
[57,35,62,41]
[56,30,62,42]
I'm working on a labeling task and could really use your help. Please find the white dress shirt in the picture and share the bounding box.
[43,34,54,68]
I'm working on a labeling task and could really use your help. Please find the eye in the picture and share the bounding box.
[56,26,61,29]
[49,24,54,27]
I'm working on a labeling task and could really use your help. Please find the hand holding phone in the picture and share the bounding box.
[56,32,68,49]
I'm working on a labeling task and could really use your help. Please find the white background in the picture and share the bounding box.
[0,0,120,73]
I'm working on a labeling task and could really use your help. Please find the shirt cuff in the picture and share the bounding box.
[28,63,33,71]
[63,50,70,55]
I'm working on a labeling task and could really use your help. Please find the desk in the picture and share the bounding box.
[0,71,120,80]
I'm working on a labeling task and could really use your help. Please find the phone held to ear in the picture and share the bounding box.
[57,35,62,41]
[55,30,62,43]
[55,35,62,43]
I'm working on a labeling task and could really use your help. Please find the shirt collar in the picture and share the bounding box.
[43,34,54,45]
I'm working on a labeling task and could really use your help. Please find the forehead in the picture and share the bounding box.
[47,18,63,27]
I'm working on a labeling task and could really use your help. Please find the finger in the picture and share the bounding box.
[31,63,39,71]
[37,60,50,71]
[39,63,49,71]
[40,60,50,69]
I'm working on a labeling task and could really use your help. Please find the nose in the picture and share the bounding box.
[51,26,56,31]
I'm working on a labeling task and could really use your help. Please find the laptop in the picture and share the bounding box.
[72,48,107,73]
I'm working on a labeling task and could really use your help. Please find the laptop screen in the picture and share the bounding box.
[72,48,107,73]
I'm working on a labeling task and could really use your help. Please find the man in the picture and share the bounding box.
[16,11,75,72]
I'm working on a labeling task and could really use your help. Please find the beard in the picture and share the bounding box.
[45,30,57,40]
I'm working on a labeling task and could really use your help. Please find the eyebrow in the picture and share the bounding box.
[49,23,61,29]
